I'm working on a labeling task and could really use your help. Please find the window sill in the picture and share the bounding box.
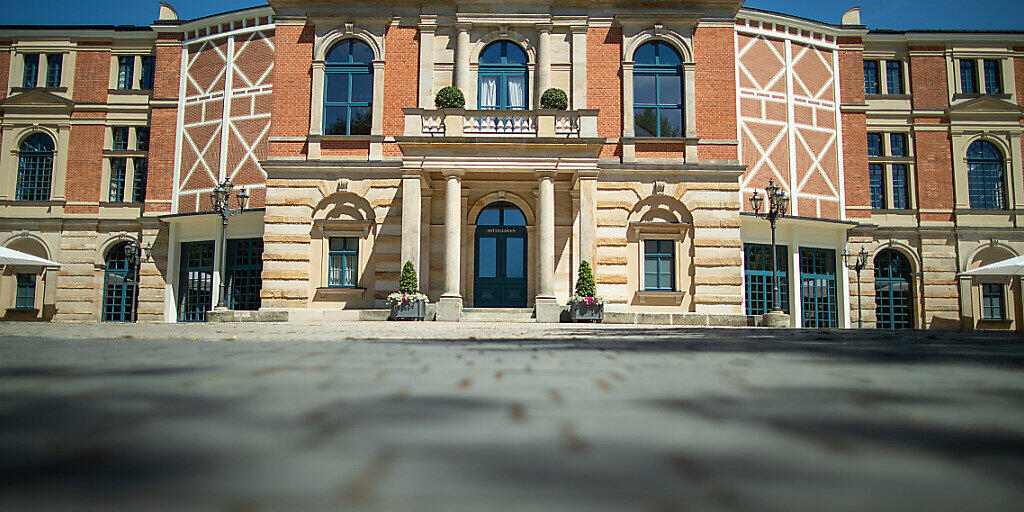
[107,89,153,95]
[314,286,367,299]
[103,150,149,157]
[10,86,67,94]
[625,137,699,144]
[311,134,385,142]
[952,93,1011,101]
[635,290,684,306]
[865,94,911,100]
[6,307,39,314]
[977,318,1012,328]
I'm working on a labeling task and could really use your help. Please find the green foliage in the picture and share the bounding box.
[434,86,466,109]
[575,260,596,297]
[540,88,568,110]
[399,260,418,294]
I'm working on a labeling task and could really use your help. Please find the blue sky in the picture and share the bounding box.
[0,1,1021,31]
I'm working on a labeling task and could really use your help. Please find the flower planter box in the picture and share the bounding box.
[569,302,604,323]
[390,299,426,321]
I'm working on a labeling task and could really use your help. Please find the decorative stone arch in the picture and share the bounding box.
[96,234,138,267]
[965,242,1018,270]
[312,191,376,223]
[314,28,384,63]
[626,193,695,306]
[3,232,52,261]
[872,241,921,275]
[622,29,694,64]
[467,191,536,226]
[962,133,1013,163]
[627,193,694,225]
[472,32,537,66]
[14,127,58,148]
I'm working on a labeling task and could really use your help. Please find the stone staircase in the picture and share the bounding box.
[459,308,535,323]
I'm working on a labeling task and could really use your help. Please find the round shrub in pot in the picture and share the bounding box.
[540,88,568,110]
[434,86,466,109]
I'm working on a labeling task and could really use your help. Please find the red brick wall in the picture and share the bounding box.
[0,46,9,100]
[147,34,182,214]
[838,40,869,218]
[269,22,314,158]
[694,25,736,149]
[65,115,105,214]
[909,48,949,111]
[72,43,111,104]
[587,25,622,158]
[383,25,418,156]
[914,127,955,217]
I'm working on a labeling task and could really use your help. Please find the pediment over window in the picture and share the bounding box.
[946,96,1024,120]
[0,89,75,109]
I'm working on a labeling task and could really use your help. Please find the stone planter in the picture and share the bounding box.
[390,299,427,321]
[569,302,604,323]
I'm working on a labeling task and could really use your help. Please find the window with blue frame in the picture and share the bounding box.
[117,56,134,90]
[45,54,62,88]
[874,249,913,329]
[226,238,263,311]
[103,242,138,322]
[15,133,54,202]
[633,41,684,138]
[132,158,148,203]
[981,283,1004,320]
[328,237,358,287]
[140,56,155,90]
[135,127,150,151]
[863,60,879,95]
[867,133,883,157]
[112,126,129,151]
[966,140,1005,210]
[892,164,909,209]
[478,40,529,110]
[885,60,903,94]
[178,240,214,322]
[800,247,837,328]
[983,59,1002,94]
[324,39,373,135]
[889,133,906,157]
[23,54,39,88]
[643,240,675,291]
[869,164,885,209]
[15,274,36,309]
[960,59,978,94]
[744,243,789,316]
[109,158,127,202]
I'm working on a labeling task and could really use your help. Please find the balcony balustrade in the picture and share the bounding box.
[404,108,599,139]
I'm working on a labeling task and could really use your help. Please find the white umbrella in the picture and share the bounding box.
[0,246,61,268]
[959,254,1024,277]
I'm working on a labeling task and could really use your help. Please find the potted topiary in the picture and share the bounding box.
[540,88,568,110]
[435,86,466,109]
[569,260,604,322]
[387,261,428,320]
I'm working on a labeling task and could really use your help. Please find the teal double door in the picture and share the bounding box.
[473,202,527,308]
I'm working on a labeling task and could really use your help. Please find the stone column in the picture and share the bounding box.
[570,25,588,109]
[417,17,436,108]
[621,61,636,161]
[536,23,552,109]
[401,172,422,274]
[578,173,598,265]
[454,23,471,106]
[535,171,560,322]
[437,171,464,321]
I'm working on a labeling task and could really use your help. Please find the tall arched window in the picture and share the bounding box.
[16,133,54,201]
[324,39,373,136]
[874,249,913,329]
[967,140,1006,210]
[633,41,684,138]
[103,241,138,322]
[478,41,528,110]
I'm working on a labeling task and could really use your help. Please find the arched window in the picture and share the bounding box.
[16,133,55,201]
[633,41,684,138]
[874,249,913,329]
[103,241,138,322]
[967,140,1006,210]
[324,39,373,136]
[478,41,528,110]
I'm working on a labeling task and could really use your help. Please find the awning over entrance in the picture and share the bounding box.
[0,246,61,268]
[959,254,1024,277]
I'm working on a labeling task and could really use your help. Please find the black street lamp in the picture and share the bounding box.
[749,179,790,316]
[211,179,250,309]
[843,247,869,328]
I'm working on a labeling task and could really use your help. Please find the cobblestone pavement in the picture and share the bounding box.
[1,323,1023,511]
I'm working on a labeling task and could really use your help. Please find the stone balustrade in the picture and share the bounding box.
[403,108,599,138]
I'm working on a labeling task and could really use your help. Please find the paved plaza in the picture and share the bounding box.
[1,323,1023,511]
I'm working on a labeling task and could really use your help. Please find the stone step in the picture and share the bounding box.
[460,308,535,323]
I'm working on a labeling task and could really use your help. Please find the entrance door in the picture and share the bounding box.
[178,240,214,322]
[874,249,912,329]
[799,247,838,328]
[474,202,527,308]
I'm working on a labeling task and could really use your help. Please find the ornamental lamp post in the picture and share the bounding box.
[749,178,790,327]
[843,246,869,329]
[211,179,250,310]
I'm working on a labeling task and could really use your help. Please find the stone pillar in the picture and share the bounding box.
[578,173,598,266]
[621,61,636,161]
[536,23,552,109]
[570,25,588,109]
[418,16,436,108]
[401,172,422,273]
[536,171,560,322]
[454,23,471,106]
[437,171,464,321]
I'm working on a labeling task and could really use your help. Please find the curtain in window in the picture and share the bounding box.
[479,76,499,109]
[507,76,525,109]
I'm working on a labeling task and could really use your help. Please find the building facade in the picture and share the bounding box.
[1,1,1021,329]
